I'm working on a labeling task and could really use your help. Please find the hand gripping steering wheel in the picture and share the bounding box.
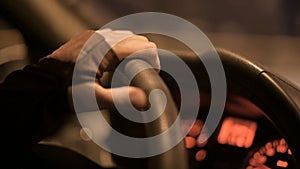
[107,58,189,169]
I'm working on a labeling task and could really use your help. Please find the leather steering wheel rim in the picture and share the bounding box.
[216,49,300,164]
[109,59,189,169]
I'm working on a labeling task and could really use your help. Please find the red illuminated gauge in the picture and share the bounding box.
[246,138,296,169]
[218,117,257,148]
[182,119,208,162]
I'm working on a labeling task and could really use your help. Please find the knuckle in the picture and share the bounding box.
[133,35,149,41]
[83,29,96,35]
[147,42,157,48]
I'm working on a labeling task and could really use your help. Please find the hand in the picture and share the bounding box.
[48,29,159,110]
[47,29,159,70]
[47,30,95,63]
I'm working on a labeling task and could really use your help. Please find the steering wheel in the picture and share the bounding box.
[105,59,189,169]
[156,44,300,168]
[146,32,300,168]
[215,49,300,164]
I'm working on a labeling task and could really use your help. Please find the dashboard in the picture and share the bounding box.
[38,91,299,169]
[184,98,297,169]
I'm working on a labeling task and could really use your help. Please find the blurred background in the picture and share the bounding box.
[0,0,299,167]
[0,0,300,85]
[0,0,299,85]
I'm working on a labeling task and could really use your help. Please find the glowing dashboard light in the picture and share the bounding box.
[196,134,208,147]
[185,136,196,149]
[265,142,275,156]
[190,120,203,137]
[246,138,294,169]
[195,149,207,162]
[217,117,257,148]
[277,160,288,168]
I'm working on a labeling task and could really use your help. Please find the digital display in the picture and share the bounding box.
[217,117,257,148]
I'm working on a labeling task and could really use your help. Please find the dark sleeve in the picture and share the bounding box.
[0,58,74,155]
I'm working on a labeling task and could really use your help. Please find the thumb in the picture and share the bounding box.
[95,85,148,110]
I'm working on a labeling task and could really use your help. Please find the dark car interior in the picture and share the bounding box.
[0,1,299,169]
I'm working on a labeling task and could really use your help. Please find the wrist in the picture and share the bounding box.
[35,58,74,86]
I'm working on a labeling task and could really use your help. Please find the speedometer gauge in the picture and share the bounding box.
[246,138,296,169]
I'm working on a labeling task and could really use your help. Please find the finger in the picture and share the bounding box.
[96,29,134,47]
[128,35,149,42]
[121,42,160,71]
[95,84,148,110]
[146,42,160,72]
[130,41,157,50]
[112,40,156,60]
